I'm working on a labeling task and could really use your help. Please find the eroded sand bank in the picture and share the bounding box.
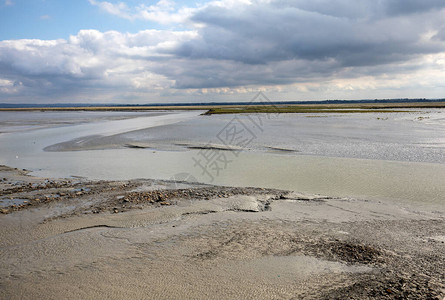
[1,165,444,299]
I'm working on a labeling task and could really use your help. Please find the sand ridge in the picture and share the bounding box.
[1,165,444,299]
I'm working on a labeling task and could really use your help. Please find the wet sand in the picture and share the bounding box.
[1,165,444,299]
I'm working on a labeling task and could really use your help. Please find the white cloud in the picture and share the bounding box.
[88,0,132,19]
[88,0,196,24]
[88,0,261,25]
[0,78,22,94]
[0,29,196,102]
[137,0,192,24]
[4,0,13,6]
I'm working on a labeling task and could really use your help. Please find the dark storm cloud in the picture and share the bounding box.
[177,0,444,65]
[273,0,445,18]
[161,0,445,88]
[153,57,342,89]
[385,0,445,16]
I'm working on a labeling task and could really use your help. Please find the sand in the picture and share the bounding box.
[0,165,444,299]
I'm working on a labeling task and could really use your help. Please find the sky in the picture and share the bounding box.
[1,0,445,104]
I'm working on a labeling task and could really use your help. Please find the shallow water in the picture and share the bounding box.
[40,109,445,163]
[0,198,29,208]
[0,110,444,206]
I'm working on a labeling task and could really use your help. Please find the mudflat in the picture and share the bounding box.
[1,165,444,299]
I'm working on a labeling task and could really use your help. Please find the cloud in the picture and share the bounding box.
[4,0,13,6]
[163,0,445,89]
[270,0,445,19]
[0,29,196,102]
[385,0,445,16]
[88,0,132,19]
[89,0,195,24]
[1,0,445,103]
[179,1,445,65]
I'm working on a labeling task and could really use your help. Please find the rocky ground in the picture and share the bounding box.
[0,165,444,299]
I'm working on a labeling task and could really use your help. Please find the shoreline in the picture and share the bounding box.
[1,101,445,115]
[1,165,444,299]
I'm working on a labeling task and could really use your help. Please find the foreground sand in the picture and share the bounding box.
[0,165,444,299]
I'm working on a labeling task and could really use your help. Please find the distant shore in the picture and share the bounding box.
[1,101,445,114]
[1,164,444,299]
